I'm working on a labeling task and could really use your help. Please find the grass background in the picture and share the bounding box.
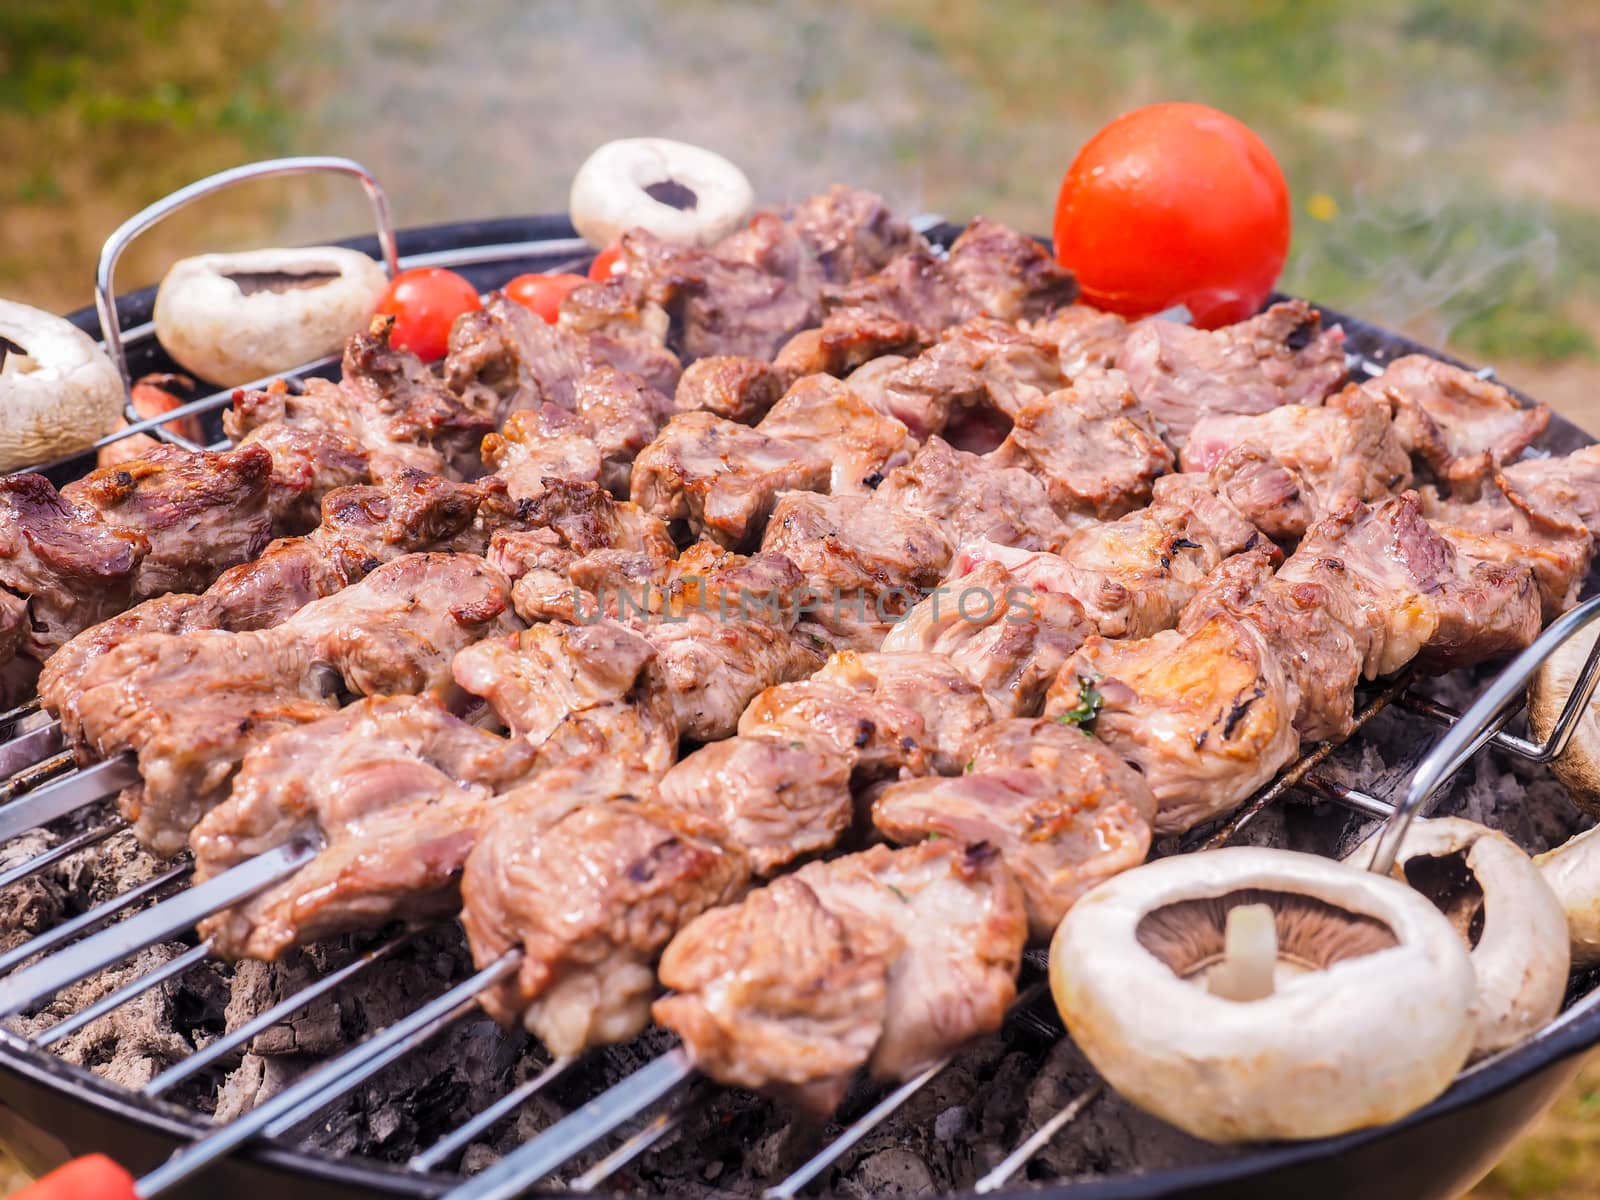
[1,2,1598,1193]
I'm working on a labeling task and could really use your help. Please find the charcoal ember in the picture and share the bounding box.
[0,830,65,953]
[59,822,168,910]
[227,957,345,1057]
[838,1147,936,1198]
[216,1051,304,1122]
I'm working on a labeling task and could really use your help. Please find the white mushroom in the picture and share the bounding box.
[153,246,389,387]
[1535,823,1600,968]
[1346,817,1569,1057]
[1529,623,1600,814]
[1049,846,1476,1143]
[0,299,124,471]
[569,138,753,249]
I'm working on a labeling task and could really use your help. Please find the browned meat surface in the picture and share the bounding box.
[1028,305,1130,376]
[757,374,913,496]
[873,717,1155,937]
[874,436,1070,553]
[879,559,1093,717]
[760,492,952,649]
[193,696,537,960]
[566,366,676,496]
[1114,299,1347,444]
[780,184,925,285]
[62,444,274,599]
[481,404,603,500]
[464,796,749,1055]
[944,216,1078,321]
[1046,608,1300,833]
[1279,492,1541,675]
[447,291,681,411]
[953,471,1264,640]
[655,840,1026,1115]
[68,553,518,854]
[1365,355,1548,493]
[0,474,144,659]
[229,413,371,533]
[673,355,785,423]
[630,411,830,547]
[991,368,1173,522]
[1499,443,1600,538]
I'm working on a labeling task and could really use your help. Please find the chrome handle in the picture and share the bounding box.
[92,156,399,448]
[1367,592,1600,874]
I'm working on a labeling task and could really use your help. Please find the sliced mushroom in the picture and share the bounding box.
[153,246,389,387]
[0,299,124,471]
[1535,823,1600,968]
[569,138,754,249]
[1049,846,1476,1142]
[1346,817,1569,1057]
[1529,623,1600,814]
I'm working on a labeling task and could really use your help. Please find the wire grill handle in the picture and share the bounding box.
[1367,592,1600,875]
[92,156,400,447]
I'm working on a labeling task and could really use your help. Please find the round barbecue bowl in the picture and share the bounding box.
[0,210,1595,1200]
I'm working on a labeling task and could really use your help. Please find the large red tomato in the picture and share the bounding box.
[1053,103,1291,329]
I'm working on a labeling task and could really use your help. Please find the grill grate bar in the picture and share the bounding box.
[974,1083,1103,1194]
[570,1106,689,1193]
[1300,775,1396,818]
[409,1054,577,1173]
[0,698,41,733]
[0,823,119,891]
[0,755,137,848]
[143,932,413,1098]
[0,863,189,977]
[0,722,64,783]
[135,953,520,1199]
[33,941,213,1049]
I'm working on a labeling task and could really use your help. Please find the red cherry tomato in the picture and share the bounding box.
[588,243,623,282]
[374,267,482,361]
[1052,102,1291,329]
[505,273,589,324]
[14,1155,138,1200]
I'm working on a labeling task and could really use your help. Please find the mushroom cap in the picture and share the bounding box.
[1346,817,1569,1057]
[0,299,125,472]
[1536,823,1600,969]
[153,246,389,387]
[1050,846,1476,1143]
[569,138,754,249]
[1529,623,1600,815]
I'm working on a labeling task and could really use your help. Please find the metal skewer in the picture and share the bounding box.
[409,1055,576,1172]
[0,755,138,846]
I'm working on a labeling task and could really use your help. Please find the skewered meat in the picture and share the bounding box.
[991,368,1173,522]
[1114,299,1347,444]
[873,436,1071,553]
[1027,304,1130,377]
[943,216,1078,322]
[62,444,274,599]
[465,794,749,1056]
[570,366,677,495]
[1047,606,1300,834]
[481,404,604,500]
[654,840,1026,1115]
[1181,386,1412,541]
[68,552,518,854]
[672,355,786,423]
[0,474,144,659]
[759,492,952,650]
[757,374,913,495]
[879,559,1093,717]
[1364,355,1548,493]
[1499,443,1600,537]
[872,717,1156,937]
[192,694,540,960]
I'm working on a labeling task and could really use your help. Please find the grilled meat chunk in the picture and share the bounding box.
[874,436,1070,552]
[0,474,144,659]
[193,695,539,960]
[880,559,1094,717]
[62,444,274,599]
[465,795,749,1055]
[872,717,1156,937]
[1499,443,1600,538]
[991,368,1173,522]
[944,216,1077,321]
[760,492,952,650]
[758,374,913,495]
[1027,305,1131,377]
[1047,608,1301,834]
[1114,299,1347,445]
[68,553,518,854]
[1364,355,1548,493]
[481,404,604,500]
[673,355,787,423]
[654,840,1026,1115]
[1181,387,1413,541]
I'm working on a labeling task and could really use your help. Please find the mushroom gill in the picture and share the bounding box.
[1136,888,1399,982]
[222,269,342,297]
[1399,849,1486,949]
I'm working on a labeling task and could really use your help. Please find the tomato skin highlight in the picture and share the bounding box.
[588,243,623,282]
[504,273,588,324]
[373,267,482,361]
[1052,102,1291,329]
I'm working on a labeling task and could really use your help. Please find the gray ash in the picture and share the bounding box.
[0,665,1592,1197]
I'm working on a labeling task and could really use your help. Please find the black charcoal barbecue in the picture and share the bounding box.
[0,158,1598,1200]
